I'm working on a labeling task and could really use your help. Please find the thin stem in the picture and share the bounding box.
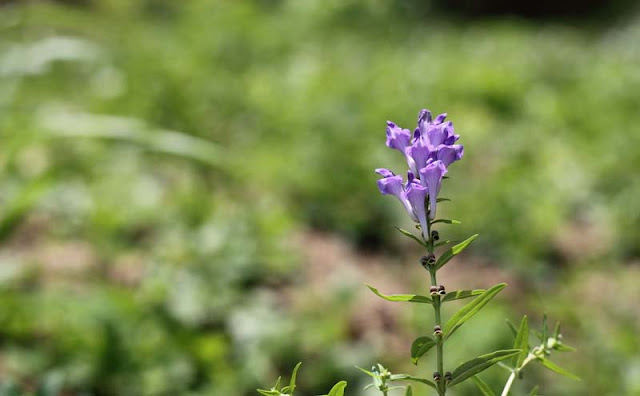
[427,217,445,396]
[430,269,444,395]
[500,353,536,396]
[500,372,516,396]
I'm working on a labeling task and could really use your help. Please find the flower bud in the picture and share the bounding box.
[429,286,438,295]
[431,230,440,240]
[444,372,452,382]
[433,372,442,381]
[437,285,446,295]
[433,325,442,336]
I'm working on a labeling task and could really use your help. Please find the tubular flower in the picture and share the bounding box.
[419,160,447,219]
[376,108,464,233]
[385,121,412,156]
[375,168,418,222]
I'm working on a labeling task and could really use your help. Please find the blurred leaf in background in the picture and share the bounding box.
[0,0,639,395]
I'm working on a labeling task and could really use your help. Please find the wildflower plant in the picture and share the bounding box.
[258,109,578,396]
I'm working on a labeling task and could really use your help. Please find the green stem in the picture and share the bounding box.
[427,218,445,395]
[500,353,536,396]
[430,269,445,395]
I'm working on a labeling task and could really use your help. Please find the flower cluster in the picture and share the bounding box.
[376,109,463,238]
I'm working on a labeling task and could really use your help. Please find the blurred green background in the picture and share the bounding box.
[1,1,640,395]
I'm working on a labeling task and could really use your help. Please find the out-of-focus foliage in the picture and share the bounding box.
[0,1,639,395]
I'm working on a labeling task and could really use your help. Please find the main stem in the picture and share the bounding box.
[426,220,445,395]
[430,270,444,396]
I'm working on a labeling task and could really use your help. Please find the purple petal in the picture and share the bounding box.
[434,113,448,124]
[417,109,433,138]
[407,138,436,175]
[418,109,432,124]
[423,123,449,147]
[377,174,403,196]
[407,170,416,185]
[436,144,464,167]
[442,121,459,145]
[377,174,418,222]
[375,168,395,178]
[419,161,448,219]
[403,182,429,238]
[386,121,412,153]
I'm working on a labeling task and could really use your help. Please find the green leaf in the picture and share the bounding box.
[327,381,347,396]
[387,374,437,391]
[436,198,451,202]
[505,319,518,338]
[513,316,529,368]
[553,321,561,339]
[435,234,479,270]
[257,390,281,396]
[405,385,413,396]
[431,218,461,225]
[366,285,433,305]
[410,336,436,365]
[538,357,580,381]
[441,289,485,303]
[529,385,539,395]
[274,376,282,390]
[434,240,452,248]
[444,283,506,340]
[554,343,576,352]
[288,362,302,394]
[396,227,427,247]
[542,313,549,344]
[472,376,496,396]
[449,349,521,386]
[356,366,375,378]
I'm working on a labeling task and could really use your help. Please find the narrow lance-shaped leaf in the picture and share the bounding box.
[411,336,436,365]
[441,289,485,303]
[434,240,452,248]
[541,313,549,344]
[257,390,280,396]
[444,283,506,340]
[505,319,518,338]
[529,385,539,395]
[387,374,437,391]
[405,385,413,396]
[431,218,461,225]
[472,376,496,396]
[396,227,427,247]
[274,377,282,391]
[326,381,348,396]
[513,316,529,368]
[286,362,302,394]
[554,343,576,352]
[366,285,433,305]
[435,234,479,270]
[538,357,581,381]
[449,349,521,387]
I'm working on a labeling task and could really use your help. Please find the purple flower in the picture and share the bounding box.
[376,168,418,222]
[406,137,432,175]
[377,108,464,230]
[419,161,448,219]
[435,144,464,167]
[404,181,429,238]
[385,121,412,155]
